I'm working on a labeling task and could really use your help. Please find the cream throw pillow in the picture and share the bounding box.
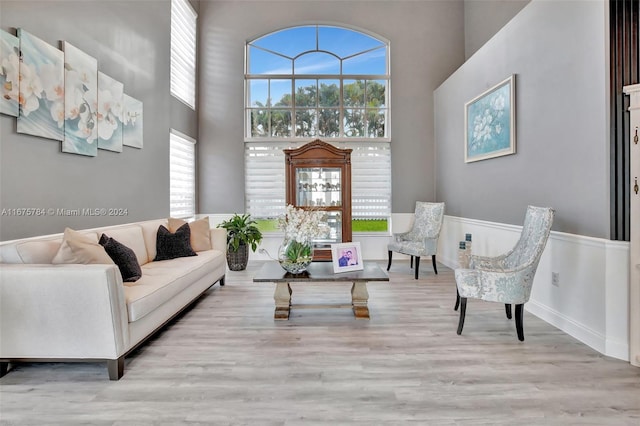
[52,228,115,265]
[168,217,212,252]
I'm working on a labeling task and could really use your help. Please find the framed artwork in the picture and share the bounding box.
[0,30,19,117]
[62,41,98,156]
[123,94,143,149]
[331,242,364,273]
[464,75,516,163]
[17,28,65,141]
[97,71,123,152]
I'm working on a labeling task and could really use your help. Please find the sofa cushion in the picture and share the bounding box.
[16,240,62,264]
[99,234,142,282]
[154,224,197,261]
[124,250,224,321]
[100,226,149,266]
[139,219,168,263]
[168,217,212,252]
[52,229,113,265]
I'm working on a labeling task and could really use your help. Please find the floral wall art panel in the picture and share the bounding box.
[123,94,143,149]
[17,29,65,141]
[62,42,98,156]
[0,30,20,117]
[464,75,516,163]
[97,71,123,152]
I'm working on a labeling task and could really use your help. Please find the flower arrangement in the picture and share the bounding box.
[278,204,328,243]
[277,205,328,273]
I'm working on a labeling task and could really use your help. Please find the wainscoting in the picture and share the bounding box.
[439,215,630,362]
[206,213,631,362]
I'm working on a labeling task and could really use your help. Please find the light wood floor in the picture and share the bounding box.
[1,261,639,425]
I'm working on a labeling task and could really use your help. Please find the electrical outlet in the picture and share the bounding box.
[552,272,560,287]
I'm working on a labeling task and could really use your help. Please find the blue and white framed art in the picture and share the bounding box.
[123,94,143,149]
[464,75,516,163]
[17,28,65,141]
[97,71,124,152]
[63,41,98,156]
[0,29,20,117]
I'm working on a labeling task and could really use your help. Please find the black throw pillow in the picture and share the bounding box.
[99,234,142,282]
[154,223,197,261]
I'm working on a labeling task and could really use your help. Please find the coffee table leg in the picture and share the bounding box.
[274,282,291,320]
[351,281,370,319]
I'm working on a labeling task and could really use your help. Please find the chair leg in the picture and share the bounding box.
[454,288,460,311]
[505,304,512,319]
[386,251,392,271]
[515,304,525,341]
[432,255,438,274]
[456,297,467,335]
[414,256,420,279]
[410,255,413,269]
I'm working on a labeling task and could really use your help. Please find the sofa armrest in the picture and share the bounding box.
[0,264,129,360]
[209,228,227,255]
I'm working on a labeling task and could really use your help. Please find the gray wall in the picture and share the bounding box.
[435,0,609,237]
[464,0,530,59]
[0,1,198,241]
[198,0,465,215]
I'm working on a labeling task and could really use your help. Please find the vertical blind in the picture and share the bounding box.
[246,142,391,222]
[170,129,196,218]
[170,0,197,109]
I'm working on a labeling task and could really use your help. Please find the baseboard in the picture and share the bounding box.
[525,299,605,354]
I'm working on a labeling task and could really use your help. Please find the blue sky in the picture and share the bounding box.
[247,26,387,107]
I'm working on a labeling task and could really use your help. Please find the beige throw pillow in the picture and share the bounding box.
[52,228,115,265]
[168,216,212,252]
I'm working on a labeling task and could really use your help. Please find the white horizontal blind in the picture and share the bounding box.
[170,130,196,218]
[349,143,392,219]
[245,142,391,221]
[170,0,197,109]
[245,143,288,219]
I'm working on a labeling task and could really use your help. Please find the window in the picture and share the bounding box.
[170,0,197,109]
[170,129,196,218]
[245,25,391,227]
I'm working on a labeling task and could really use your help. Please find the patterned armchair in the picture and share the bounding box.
[454,205,554,341]
[387,202,445,279]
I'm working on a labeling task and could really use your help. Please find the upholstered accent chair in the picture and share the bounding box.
[454,205,554,341]
[387,202,445,279]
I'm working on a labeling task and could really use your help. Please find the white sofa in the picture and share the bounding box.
[0,218,226,380]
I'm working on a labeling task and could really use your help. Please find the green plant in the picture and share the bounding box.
[217,213,263,253]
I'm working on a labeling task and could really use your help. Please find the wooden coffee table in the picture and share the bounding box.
[253,261,389,320]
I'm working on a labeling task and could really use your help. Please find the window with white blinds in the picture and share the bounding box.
[244,25,392,226]
[170,129,196,218]
[246,142,391,222]
[170,0,197,109]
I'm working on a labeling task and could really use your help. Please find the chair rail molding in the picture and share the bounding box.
[439,215,630,362]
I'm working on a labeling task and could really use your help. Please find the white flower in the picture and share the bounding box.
[97,89,120,140]
[40,63,63,104]
[278,204,329,243]
[492,94,505,111]
[1,49,19,102]
[49,99,64,128]
[18,61,43,115]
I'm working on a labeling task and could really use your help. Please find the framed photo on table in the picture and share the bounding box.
[331,242,364,273]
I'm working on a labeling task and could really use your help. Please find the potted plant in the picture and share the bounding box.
[217,213,263,271]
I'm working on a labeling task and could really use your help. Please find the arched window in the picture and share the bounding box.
[245,25,389,139]
[245,25,391,227]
